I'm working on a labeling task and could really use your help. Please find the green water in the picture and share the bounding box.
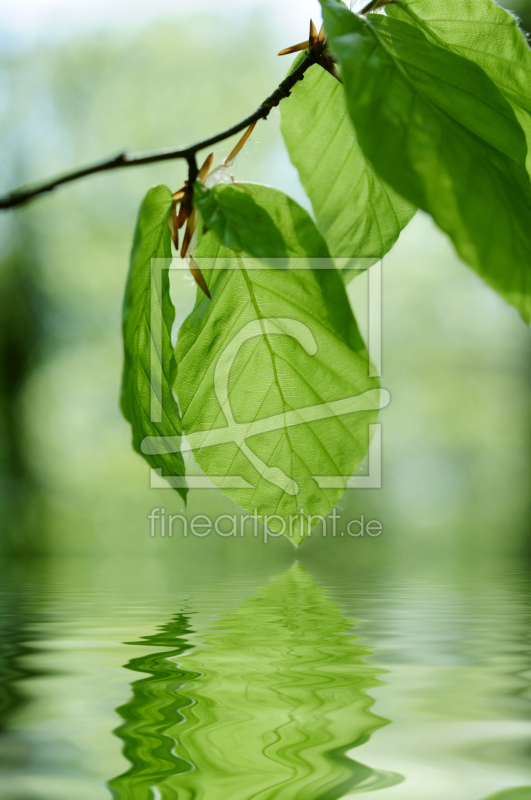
[0,552,530,800]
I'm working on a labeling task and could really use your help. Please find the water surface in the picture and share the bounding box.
[0,552,530,800]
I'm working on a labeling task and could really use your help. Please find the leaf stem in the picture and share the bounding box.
[0,51,318,211]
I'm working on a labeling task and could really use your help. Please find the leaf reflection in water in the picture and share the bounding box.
[109,565,402,799]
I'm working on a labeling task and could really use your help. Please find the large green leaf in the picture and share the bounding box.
[387,0,531,173]
[176,183,384,545]
[121,185,187,501]
[194,180,329,260]
[319,0,531,323]
[280,57,416,272]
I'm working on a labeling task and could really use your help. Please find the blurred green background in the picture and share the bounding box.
[0,0,530,564]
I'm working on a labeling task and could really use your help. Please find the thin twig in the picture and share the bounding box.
[0,52,317,211]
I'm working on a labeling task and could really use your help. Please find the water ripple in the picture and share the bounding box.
[109,565,402,799]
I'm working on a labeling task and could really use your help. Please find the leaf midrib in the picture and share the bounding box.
[239,262,297,493]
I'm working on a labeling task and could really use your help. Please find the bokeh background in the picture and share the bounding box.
[0,0,530,565]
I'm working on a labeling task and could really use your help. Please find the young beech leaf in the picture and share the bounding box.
[386,0,531,174]
[121,185,187,501]
[176,183,385,546]
[194,182,310,259]
[280,54,416,277]
[319,0,531,323]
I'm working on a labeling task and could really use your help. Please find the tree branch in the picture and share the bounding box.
[0,52,317,211]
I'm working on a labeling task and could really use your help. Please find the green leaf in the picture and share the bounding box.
[176,183,384,545]
[280,57,416,274]
[386,0,531,174]
[194,180,330,261]
[481,790,531,800]
[319,0,531,323]
[194,181,287,260]
[121,185,187,501]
